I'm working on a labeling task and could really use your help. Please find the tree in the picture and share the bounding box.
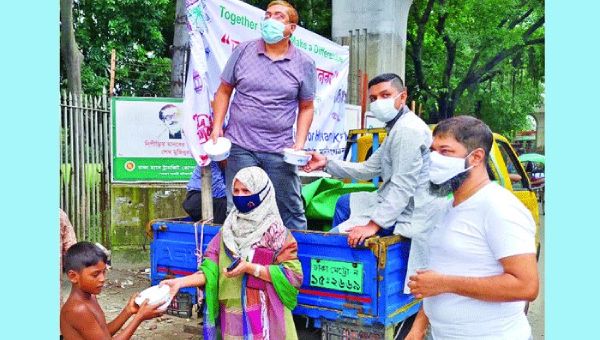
[70,0,174,96]
[60,0,84,95]
[62,0,333,96]
[171,0,189,98]
[406,0,544,134]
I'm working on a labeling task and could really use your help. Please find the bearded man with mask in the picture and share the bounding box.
[210,1,316,230]
[303,73,446,293]
[405,116,539,340]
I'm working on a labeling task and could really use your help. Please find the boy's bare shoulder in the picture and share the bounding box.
[61,295,108,339]
[61,299,89,316]
[60,295,100,322]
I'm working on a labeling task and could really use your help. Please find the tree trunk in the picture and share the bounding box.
[60,0,83,96]
[435,93,457,122]
[436,97,448,122]
[407,2,543,125]
[307,0,313,29]
[171,0,189,98]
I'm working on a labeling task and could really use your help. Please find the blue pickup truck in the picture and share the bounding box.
[150,218,417,339]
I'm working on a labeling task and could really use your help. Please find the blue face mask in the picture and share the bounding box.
[232,184,270,213]
[260,18,286,44]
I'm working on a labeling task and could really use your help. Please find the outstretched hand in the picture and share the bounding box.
[301,151,327,173]
[160,278,182,300]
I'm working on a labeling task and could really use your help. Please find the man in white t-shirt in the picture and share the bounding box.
[405,116,539,340]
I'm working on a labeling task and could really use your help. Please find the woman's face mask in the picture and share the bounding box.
[370,94,401,122]
[429,150,474,185]
[232,183,270,213]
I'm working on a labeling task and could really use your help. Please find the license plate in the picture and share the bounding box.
[310,258,363,294]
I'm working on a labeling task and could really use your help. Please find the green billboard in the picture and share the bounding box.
[111,97,196,182]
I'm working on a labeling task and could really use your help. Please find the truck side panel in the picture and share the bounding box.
[150,220,419,327]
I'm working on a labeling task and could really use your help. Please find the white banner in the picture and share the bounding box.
[183,0,350,163]
[181,26,214,166]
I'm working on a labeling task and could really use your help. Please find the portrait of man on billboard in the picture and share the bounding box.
[159,104,182,139]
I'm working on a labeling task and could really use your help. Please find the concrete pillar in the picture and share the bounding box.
[534,107,545,152]
[332,0,413,83]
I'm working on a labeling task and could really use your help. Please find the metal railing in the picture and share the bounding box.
[60,91,111,245]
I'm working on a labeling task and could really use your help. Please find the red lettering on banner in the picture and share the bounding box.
[316,68,335,85]
[220,34,240,49]
[192,113,212,144]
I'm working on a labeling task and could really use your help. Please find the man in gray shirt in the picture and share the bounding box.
[209,1,316,230]
[304,73,445,292]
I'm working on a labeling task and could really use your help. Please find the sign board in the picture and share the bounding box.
[344,104,362,131]
[310,258,364,294]
[111,97,196,182]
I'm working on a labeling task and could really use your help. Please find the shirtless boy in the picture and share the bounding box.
[60,242,163,339]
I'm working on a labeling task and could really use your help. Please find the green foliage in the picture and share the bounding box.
[406,0,544,134]
[464,68,544,136]
[63,0,331,96]
[63,0,542,135]
[68,0,175,96]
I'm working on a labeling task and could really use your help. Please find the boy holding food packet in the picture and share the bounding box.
[60,242,163,339]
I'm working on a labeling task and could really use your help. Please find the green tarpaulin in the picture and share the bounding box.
[302,178,377,230]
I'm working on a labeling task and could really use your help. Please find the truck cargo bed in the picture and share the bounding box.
[150,218,419,328]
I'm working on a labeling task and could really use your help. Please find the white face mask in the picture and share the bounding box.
[370,94,401,122]
[429,151,474,184]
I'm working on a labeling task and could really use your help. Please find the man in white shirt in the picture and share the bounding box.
[406,116,539,340]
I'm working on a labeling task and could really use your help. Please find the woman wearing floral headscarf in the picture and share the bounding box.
[162,166,303,340]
